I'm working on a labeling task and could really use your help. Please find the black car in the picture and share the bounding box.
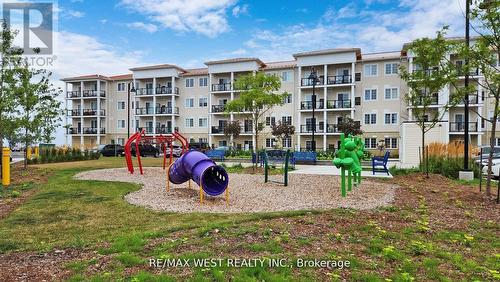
[131,144,160,157]
[101,144,124,157]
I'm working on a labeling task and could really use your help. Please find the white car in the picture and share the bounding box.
[165,145,183,157]
[478,157,500,167]
[482,164,500,179]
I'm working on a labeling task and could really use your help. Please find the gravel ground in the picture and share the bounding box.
[74,167,397,213]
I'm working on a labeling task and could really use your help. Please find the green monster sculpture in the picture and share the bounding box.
[332,133,365,197]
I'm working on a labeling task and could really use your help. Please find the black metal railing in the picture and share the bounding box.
[457,66,480,76]
[211,126,226,134]
[212,105,226,113]
[242,126,253,134]
[67,91,81,98]
[67,109,80,116]
[156,127,173,134]
[325,124,339,133]
[156,107,179,115]
[77,127,106,134]
[326,100,351,109]
[413,95,439,106]
[135,88,154,95]
[82,109,105,116]
[212,83,231,92]
[135,107,155,115]
[300,124,325,133]
[82,90,106,98]
[449,122,478,132]
[300,101,324,110]
[155,86,179,95]
[327,75,352,85]
[67,127,80,134]
[301,77,324,86]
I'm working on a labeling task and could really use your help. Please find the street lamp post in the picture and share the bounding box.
[309,68,319,151]
[127,82,136,139]
[464,0,470,170]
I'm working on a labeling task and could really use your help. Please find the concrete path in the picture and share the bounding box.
[290,164,393,178]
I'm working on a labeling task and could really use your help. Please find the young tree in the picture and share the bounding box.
[465,0,499,196]
[271,121,295,149]
[225,72,289,159]
[223,120,241,149]
[337,116,363,136]
[400,29,460,175]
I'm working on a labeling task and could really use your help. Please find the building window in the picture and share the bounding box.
[384,88,399,99]
[117,101,126,110]
[199,118,208,127]
[282,116,292,125]
[364,138,377,149]
[185,98,194,108]
[117,82,126,91]
[266,116,276,126]
[281,71,291,82]
[385,63,399,75]
[117,120,126,129]
[364,113,377,124]
[199,97,208,107]
[185,78,194,88]
[185,118,194,128]
[199,77,208,87]
[495,138,500,146]
[283,136,292,148]
[384,137,398,149]
[117,138,125,145]
[364,89,377,100]
[266,138,276,148]
[219,140,227,147]
[364,64,378,76]
[384,113,398,124]
[283,93,292,103]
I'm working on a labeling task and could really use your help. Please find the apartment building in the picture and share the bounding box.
[63,45,499,164]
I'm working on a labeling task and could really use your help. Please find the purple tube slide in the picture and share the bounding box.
[168,150,229,196]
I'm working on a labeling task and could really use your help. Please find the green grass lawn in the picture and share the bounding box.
[0,157,499,281]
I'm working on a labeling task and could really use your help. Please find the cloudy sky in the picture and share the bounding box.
[1,0,470,144]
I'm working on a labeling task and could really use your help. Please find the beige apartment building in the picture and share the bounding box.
[62,45,500,165]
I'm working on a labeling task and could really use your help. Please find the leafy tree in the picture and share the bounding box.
[225,72,289,159]
[337,116,363,136]
[271,121,295,149]
[400,28,460,176]
[3,117,21,149]
[223,120,241,148]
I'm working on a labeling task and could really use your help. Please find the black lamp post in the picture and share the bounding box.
[464,0,471,170]
[309,68,319,151]
[127,82,136,139]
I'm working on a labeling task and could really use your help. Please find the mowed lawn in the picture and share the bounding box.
[0,157,498,281]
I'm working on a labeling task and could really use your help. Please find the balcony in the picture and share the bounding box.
[135,107,155,115]
[449,122,478,132]
[156,127,173,134]
[155,86,179,95]
[241,126,253,134]
[136,127,155,134]
[136,88,154,96]
[326,100,351,109]
[412,95,439,106]
[300,124,325,133]
[211,126,225,134]
[156,107,179,115]
[67,127,105,135]
[67,109,81,116]
[82,90,105,98]
[457,66,480,76]
[212,105,226,113]
[82,109,105,116]
[301,77,324,86]
[326,124,339,133]
[212,83,231,92]
[327,75,352,85]
[300,101,324,110]
[67,91,81,98]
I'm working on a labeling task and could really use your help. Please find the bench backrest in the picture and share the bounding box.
[383,151,390,162]
[205,150,225,158]
[293,151,317,161]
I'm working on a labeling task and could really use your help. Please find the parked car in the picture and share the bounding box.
[165,145,183,157]
[92,144,106,154]
[476,146,500,161]
[100,144,124,157]
[131,144,160,157]
[189,142,210,153]
[476,153,500,166]
[482,163,500,179]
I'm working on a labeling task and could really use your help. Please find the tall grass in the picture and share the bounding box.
[422,142,480,179]
[27,147,100,164]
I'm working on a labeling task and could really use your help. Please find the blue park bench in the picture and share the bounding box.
[372,151,390,175]
[205,150,225,162]
[291,151,317,165]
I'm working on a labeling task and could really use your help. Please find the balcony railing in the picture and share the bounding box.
[301,77,324,86]
[67,91,81,98]
[136,88,154,96]
[412,95,439,106]
[156,107,179,115]
[68,109,81,116]
[82,109,105,116]
[300,124,325,133]
[68,127,105,134]
[155,86,179,95]
[242,126,253,134]
[212,105,226,113]
[449,122,478,132]
[327,75,352,85]
[156,127,173,134]
[135,107,155,115]
[67,127,80,134]
[300,101,324,110]
[457,66,480,76]
[212,83,231,92]
[211,126,226,134]
[326,100,351,109]
[82,90,106,98]
[326,124,339,133]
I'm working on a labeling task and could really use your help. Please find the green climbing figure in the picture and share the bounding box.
[332,133,365,197]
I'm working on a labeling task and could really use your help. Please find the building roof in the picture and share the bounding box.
[360,51,402,61]
[61,74,110,81]
[293,48,361,58]
[261,60,296,70]
[108,74,133,80]
[204,57,265,66]
[182,68,208,76]
[129,63,186,72]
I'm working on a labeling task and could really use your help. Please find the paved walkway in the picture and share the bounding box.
[290,165,393,178]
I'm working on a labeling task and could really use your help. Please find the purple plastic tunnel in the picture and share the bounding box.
[168,151,229,196]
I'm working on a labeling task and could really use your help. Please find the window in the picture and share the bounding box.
[496,138,500,147]
[282,116,292,125]
[117,101,126,110]
[355,97,361,106]
[117,82,126,91]
[117,138,125,145]
[219,140,227,147]
[385,63,399,75]
[283,93,292,103]
[185,118,194,127]
[199,77,208,87]
[364,113,377,124]
[185,78,194,88]
[266,116,276,126]
[384,138,398,149]
[384,88,399,99]
[364,138,377,149]
[364,89,377,100]
[266,138,276,148]
[199,97,208,107]
[384,113,398,124]
[198,118,208,127]
[281,71,291,82]
[185,98,194,108]
[117,120,126,129]
[355,72,361,81]
[283,136,292,148]
[364,64,378,76]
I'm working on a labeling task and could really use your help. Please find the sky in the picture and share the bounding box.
[1,0,471,145]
